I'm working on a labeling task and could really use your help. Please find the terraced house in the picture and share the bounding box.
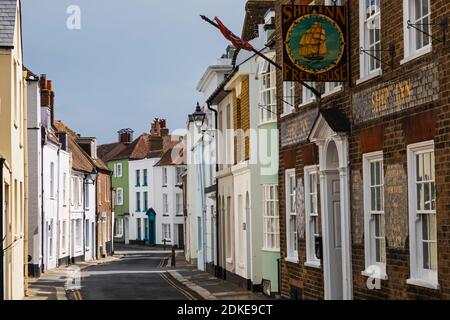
[276,0,450,300]
[0,0,27,300]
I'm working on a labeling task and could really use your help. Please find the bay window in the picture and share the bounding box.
[263,185,280,251]
[407,141,438,289]
[363,152,387,278]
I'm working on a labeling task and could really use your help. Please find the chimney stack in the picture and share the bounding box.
[40,74,52,129]
[118,129,134,144]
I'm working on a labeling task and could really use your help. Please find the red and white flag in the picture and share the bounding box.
[214,17,254,51]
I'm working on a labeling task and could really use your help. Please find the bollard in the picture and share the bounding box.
[163,239,166,251]
[171,245,176,267]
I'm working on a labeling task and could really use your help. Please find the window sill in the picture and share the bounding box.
[401,46,432,65]
[406,278,440,290]
[362,270,388,281]
[262,248,280,253]
[322,86,343,98]
[304,260,321,269]
[280,111,295,119]
[259,119,277,126]
[299,99,316,108]
[356,70,382,85]
[226,258,233,264]
[285,257,299,264]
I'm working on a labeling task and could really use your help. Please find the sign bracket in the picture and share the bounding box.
[407,18,448,46]
[360,44,395,69]
[200,14,322,100]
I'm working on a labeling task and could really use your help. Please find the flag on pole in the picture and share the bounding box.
[214,17,254,51]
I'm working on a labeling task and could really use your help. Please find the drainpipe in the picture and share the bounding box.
[0,157,5,300]
[40,135,45,273]
[206,102,220,278]
[24,86,29,296]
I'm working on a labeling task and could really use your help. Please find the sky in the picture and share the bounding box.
[21,0,246,144]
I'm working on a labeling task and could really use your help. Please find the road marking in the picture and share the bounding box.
[115,250,183,255]
[81,270,181,276]
[160,272,196,300]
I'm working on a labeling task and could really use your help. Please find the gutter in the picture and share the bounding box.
[0,156,5,300]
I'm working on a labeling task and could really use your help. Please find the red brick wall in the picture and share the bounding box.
[276,0,450,299]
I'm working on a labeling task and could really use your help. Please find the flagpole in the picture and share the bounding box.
[200,15,321,99]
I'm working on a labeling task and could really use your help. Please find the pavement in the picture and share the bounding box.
[26,244,271,300]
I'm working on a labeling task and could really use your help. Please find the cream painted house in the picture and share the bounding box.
[0,0,28,300]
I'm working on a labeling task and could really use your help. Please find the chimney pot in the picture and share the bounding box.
[40,74,47,89]
[47,80,53,91]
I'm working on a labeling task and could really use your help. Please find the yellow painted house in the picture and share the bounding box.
[0,0,28,300]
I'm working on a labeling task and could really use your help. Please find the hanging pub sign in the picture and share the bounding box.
[282,5,348,82]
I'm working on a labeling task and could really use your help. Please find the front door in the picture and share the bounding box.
[327,174,343,300]
[178,224,184,249]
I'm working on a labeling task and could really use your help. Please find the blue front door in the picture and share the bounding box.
[146,209,156,246]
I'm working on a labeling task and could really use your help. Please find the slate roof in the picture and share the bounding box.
[0,0,17,48]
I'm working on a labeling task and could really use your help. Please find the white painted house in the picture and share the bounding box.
[194,48,234,274]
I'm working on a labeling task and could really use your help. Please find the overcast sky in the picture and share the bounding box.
[21,0,246,144]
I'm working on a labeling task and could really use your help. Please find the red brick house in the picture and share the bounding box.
[276,0,450,299]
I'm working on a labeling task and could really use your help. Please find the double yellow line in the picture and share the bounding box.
[73,289,83,300]
[159,257,196,300]
[160,272,196,300]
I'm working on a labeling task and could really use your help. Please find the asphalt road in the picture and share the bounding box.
[78,247,196,300]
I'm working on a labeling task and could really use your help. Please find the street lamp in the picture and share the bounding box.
[85,168,98,185]
[192,102,206,129]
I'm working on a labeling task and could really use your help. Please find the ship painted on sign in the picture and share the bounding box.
[299,22,327,60]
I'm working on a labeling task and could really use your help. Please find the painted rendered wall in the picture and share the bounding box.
[26,79,42,276]
[0,3,26,299]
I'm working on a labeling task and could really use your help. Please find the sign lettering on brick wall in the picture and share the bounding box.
[282,5,348,82]
[353,63,439,124]
[281,108,318,147]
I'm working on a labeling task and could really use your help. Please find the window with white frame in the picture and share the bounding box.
[116,188,123,205]
[407,141,438,288]
[143,169,148,186]
[304,166,320,266]
[176,167,183,185]
[359,0,381,77]
[48,219,53,258]
[363,152,386,278]
[136,169,140,186]
[85,181,90,210]
[62,220,67,253]
[259,59,277,123]
[136,192,141,212]
[301,82,316,105]
[85,220,90,251]
[403,0,431,60]
[75,219,82,249]
[144,191,148,211]
[115,163,122,177]
[162,223,171,240]
[163,194,169,214]
[325,82,342,95]
[115,218,124,237]
[283,82,296,115]
[263,185,279,250]
[163,167,168,186]
[176,193,183,215]
[285,170,298,261]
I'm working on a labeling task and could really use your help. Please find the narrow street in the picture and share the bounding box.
[72,245,201,300]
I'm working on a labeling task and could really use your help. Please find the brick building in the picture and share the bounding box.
[276,0,450,299]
